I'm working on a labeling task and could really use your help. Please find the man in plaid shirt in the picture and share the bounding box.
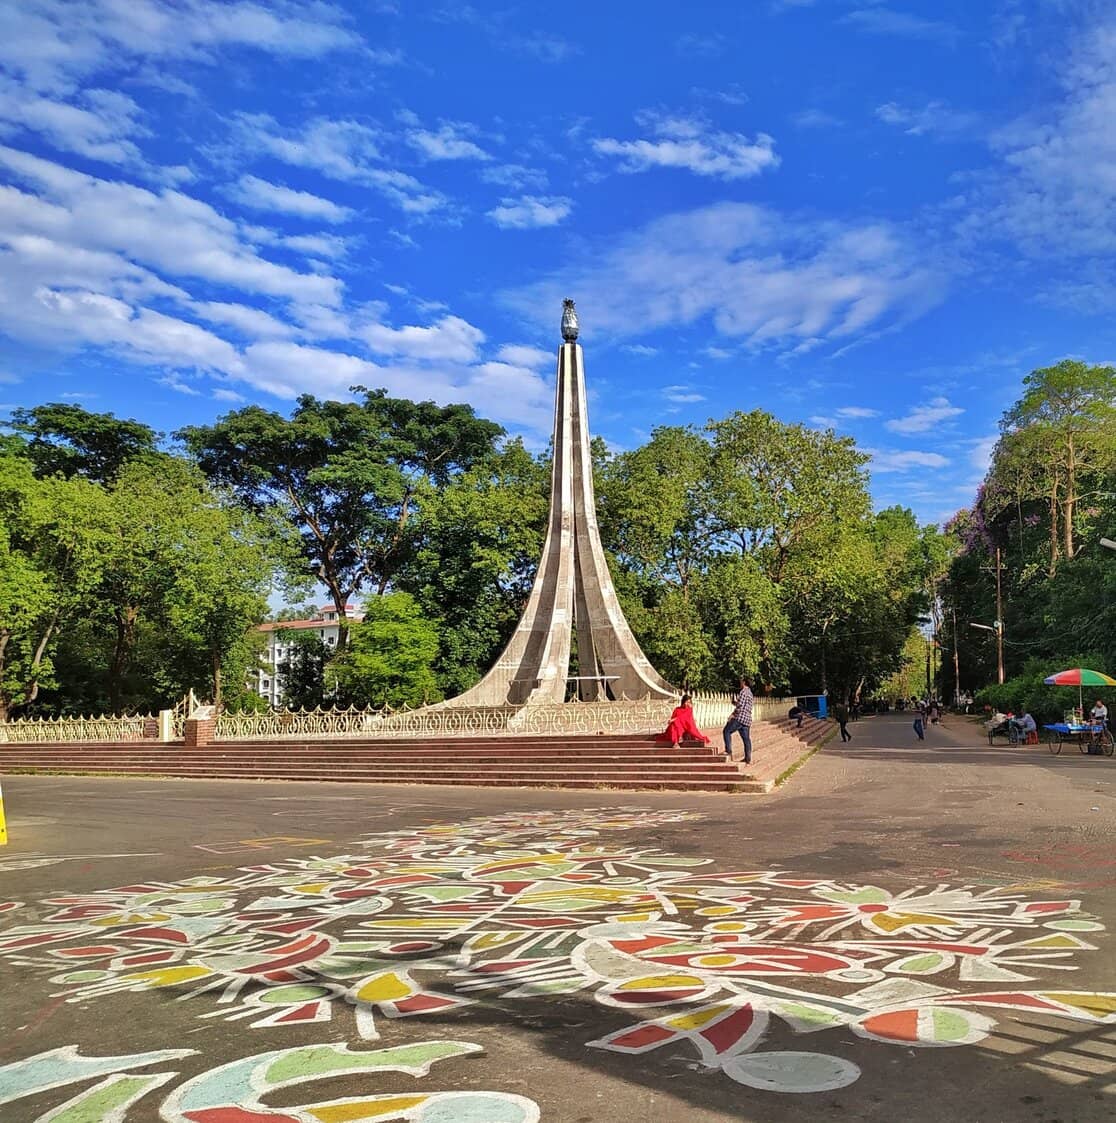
[724,676,754,764]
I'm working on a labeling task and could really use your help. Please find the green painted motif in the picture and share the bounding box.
[257,984,332,1004]
[38,1072,172,1122]
[264,1041,476,1086]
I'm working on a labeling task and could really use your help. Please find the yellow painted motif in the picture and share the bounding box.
[1045,992,1116,1017]
[0,780,7,846]
[1019,935,1085,949]
[310,1096,428,1121]
[868,912,954,933]
[354,972,413,1002]
[123,965,213,988]
[620,974,703,990]
[666,1003,731,1031]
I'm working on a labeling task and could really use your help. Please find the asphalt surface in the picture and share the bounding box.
[1,713,1115,1121]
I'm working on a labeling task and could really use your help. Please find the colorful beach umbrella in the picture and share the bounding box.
[1043,667,1116,713]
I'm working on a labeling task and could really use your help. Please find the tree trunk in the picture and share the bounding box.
[22,614,60,710]
[1048,477,1060,577]
[1063,433,1076,561]
[0,631,9,723]
[108,605,139,712]
[212,650,223,710]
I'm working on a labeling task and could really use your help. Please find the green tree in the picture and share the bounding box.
[5,403,161,481]
[400,439,548,695]
[276,631,333,710]
[178,391,502,645]
[0,455,110,718]
[1000,360,1116,567]
[328,593,441,708]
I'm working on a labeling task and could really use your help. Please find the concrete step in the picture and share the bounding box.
[0,762,748,793]
[0,720,833,794]
[0,758,738,776]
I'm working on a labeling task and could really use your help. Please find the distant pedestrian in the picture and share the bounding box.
[913,713,925,740]
[659,695,711,749]
[723,677,754,765]
[835,701,852,742]
[788,703,805,729]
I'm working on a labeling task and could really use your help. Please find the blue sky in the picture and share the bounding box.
[1,0,1115,525]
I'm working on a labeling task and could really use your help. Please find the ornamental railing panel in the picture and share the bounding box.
[0,714,152,744]
[213,705,518,741]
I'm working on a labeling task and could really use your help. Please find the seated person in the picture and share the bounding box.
[1019,711,1037,739]
[659,694,711,748]
[788,704,805,729]
[1091,699,1109,728]
[985,710,1008,734]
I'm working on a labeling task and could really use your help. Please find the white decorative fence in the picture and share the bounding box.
[691,693,798,729]
[0,714,153,744]
[0,693,806,745]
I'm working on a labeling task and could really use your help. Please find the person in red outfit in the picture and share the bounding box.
[659,695,711,748]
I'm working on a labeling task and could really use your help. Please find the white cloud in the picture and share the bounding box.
[495,344,552,369]
[969,434,998,473]
[1,0,360,92]
[359,314,485,364]
[885,396,964,433]
[237,340,552,430]
[228,175,352,222]
[212,387,246,402]
[278,232,350,260]
[972,18,1116,259]
[0,146,342,307]
[663,385,705,403]
[593,114,779,181]
[512,35,579,63]
[480,163,548,191]
[836,405,880,418]
[793,108,843,129]
[487,195,572,229]
[621,343,659,357]
[232,114,446,215]
[875,100,976,137]
[840,8,960,45]
[676,33,725,58]
[159,373,202,396]
[191,300,296,340]
[869,449,950,472]
[406,124,489,162]
[0,80,147,164]
[809,415,838,429]
[505,202,946,349]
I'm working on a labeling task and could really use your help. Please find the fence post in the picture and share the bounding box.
[158,710,175,742]
[183,716,215,748]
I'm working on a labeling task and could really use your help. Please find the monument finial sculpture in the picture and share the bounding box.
[444,301,675,707]
[561,298,579,343]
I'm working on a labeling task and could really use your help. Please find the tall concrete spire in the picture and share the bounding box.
[447,301,675,706]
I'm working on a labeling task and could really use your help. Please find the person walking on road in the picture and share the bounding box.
[835,701,852,742]
[913,705,926,741]
[724,676,754,765]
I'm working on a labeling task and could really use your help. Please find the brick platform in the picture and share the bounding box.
[0,716,831,794]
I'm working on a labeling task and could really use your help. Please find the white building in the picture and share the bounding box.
[255,604,364,708]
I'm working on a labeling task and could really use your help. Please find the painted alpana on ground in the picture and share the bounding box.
[2,808,1116,1115]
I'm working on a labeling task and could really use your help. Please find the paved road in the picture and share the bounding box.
[1,715,1114,1121]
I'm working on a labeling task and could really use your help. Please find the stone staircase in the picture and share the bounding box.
[0,717,831,794]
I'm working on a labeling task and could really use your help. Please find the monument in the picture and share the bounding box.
[445,300,676,708]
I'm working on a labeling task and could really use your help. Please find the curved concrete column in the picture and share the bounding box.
[446,307,675,708]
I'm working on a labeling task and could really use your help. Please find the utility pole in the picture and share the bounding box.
[951,606,961,706]
[994,545,1005,685]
